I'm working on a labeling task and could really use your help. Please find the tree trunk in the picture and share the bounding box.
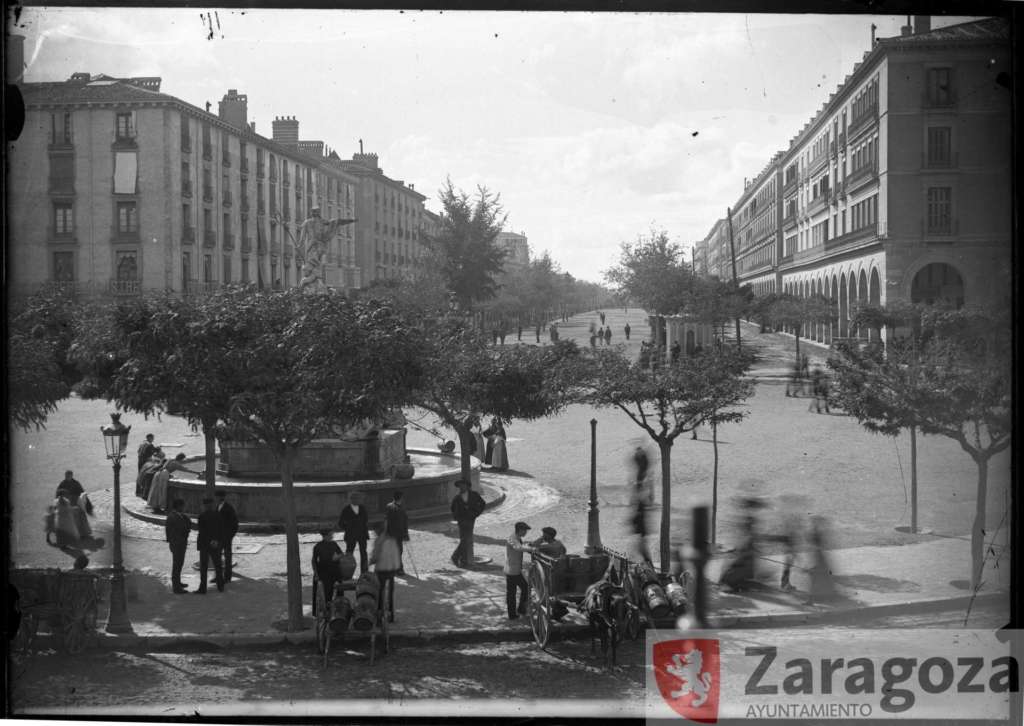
[455,424,475,483]
[970,456,989,589]
[203,426,217,496]
[658,439,673,573]
[794,328,801,366]
[711,420,719,545]
[280,450,304,631]
[910,425,918,532]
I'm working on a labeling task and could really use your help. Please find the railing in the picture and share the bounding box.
[43,280,82,296]
[922,90,957,109]
[223,191,232,207]
[203,228,216,247]
[183,226,195,243]
[223,233,234,250]
[782,211,797,228]
[49,177,75,194]
[181,180,192,198]
[848,104,878,139]
[241,236,252,253]
[784,175,797,193]
[922,151,959,170]
[222,151,231,167]
[109,279,141,295]
[256,165,265,179]
[846,163,878,192]
[807,194,828,216]
[922,218,958,237]
[824,222,878,252]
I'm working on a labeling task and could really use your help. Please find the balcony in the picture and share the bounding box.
[223,233,235,250]
[809,151,828,175]
[922,151,959,170]
[49,136,74,151]
[922,218,958,238]
[202,186,213,203]
[782,211,797,228]
[807,194,828,216]
[203,228,216,247]
[109,279,141,296]
[240,197,250,213]
[113,134,137,150]
[49,176,75,195]
[784,175,797,194]
[241,235,252,253]
[181,180,192,198]
[202,142,212,161]
[824,222,878,252]
[43,280,82,297]
[222,151,231,167]
[922,90,957,110]
[256,165,265,179]
[181,136,191,153]
[240,158,249,175]
[223,191,233,207]
[186,280,220,295]
[114,229,140,242]
[183,226,195,243]
[848,104,878,140]
[846,163,879,193]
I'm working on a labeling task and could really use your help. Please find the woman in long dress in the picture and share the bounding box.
[147,461,171,514]
[472,423,487,464]
[490,429,509,471]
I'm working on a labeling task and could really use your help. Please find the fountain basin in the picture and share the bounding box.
[159,448,482,530]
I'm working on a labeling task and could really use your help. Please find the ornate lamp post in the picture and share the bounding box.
[101,412,133,634]
[584,418,602,554]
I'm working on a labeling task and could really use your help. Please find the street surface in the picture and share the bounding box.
[8,604,1007,715]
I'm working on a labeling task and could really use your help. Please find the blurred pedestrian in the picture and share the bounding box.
[137,433,157,472]
[492,327,499,346]
[385,490,410,574]
[195,498,225,594]
[785,360,804,397]
[338,491,370,576]
[604,327,612,345]
[624,322,631,341]
[55,470,84,504]
[370,521,401,622]
[504,522,536,619]
[597,326,605,344]
[450,479,485,568]
[165,498,191,594]
[535,322,541,344]
[311,528,344,606]
[670,340,682,364]
[599,311,606,325]
[482,417,504,465]
[215,490,239,582]
[630,447,654,564]
[807,516,837,603]
[517,324,523,341]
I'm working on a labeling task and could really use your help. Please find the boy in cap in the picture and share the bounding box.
[504,521,537,619]
[531,526,567,558]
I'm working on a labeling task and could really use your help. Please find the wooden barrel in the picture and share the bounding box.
[350,602,377,631]
[643,583,671,619]
[338,553,357,582]
[355,573,379,599]
[330,595,352,633]
[634,562,661,588]
[356,592,377,610]
[664,581,688,615]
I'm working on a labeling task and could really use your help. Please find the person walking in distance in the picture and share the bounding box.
[624,322,631,341]
[504,522,536,619]
[450,479,485,568]
[338,491,370,576]
[195,498,225,594]
[631,446,654,564]
[384,491,410,575]
[165,498,191,594]
[604,326,612,346]
[215,490,239,582]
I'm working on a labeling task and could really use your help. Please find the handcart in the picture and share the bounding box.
[313,572,390,667]
[11,567,101,654]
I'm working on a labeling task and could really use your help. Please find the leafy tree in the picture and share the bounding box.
[767,293,834,365]
[604,229,694,316]
[422,179,508,309]
[582,346,755,570]
[222,289,428,630]
[828,304,1010,588]
[413,312,585,482]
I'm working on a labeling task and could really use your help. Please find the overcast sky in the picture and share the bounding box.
[13,9,978,282]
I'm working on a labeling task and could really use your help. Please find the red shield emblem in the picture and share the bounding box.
[653,638,720,723]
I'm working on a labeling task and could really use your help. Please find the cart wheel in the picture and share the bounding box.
[315,583,331,664]
[13,611,38,652]
[527,562,551,648]
[62,574,96,654]
[64,615,87,654]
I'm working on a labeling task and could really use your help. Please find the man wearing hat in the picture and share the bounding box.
[531,526,567,558]
[450,479,485,568]
[195,497,225,594]
[504,521,537,619]
[215,490,239,582]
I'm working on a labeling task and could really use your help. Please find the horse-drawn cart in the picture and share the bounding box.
[11,567,101,653]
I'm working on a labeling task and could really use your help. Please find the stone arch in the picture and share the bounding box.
[911,262,965,308]
[838,272,849,338]
[858,269,869,339]
[868,267,882,341]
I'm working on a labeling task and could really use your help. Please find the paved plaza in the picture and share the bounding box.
[8,308,1012,644]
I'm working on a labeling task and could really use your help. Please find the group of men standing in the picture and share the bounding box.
[164,491,238,594]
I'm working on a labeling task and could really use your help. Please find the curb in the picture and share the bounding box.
[29,591,1005,653]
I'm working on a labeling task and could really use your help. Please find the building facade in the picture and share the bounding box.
[698,17,1011,345]
[494,231,530,270]
[6,70,438,298]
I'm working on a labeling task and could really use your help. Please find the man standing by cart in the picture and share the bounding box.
[504,522,536,620]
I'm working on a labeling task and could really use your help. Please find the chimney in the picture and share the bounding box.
[901,16,912,36]
[250,121,256,133]
[218,89,248,130]
[6,34,25,83]
[272,115,299,147]
[913,16,931,35]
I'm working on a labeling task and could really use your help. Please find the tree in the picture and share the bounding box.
[749,291,781,333]
[582,346,755,570]
[422,179,508,309]
[222,289,428,630]
[767,293,834,365]
[413,312,585,483]
[604,229,694,316]
[828,304,1010,588]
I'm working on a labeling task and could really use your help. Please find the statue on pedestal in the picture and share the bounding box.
[297,207,356,291]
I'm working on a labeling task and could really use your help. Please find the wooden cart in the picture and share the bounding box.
[313,574,390,668]
[11,567,101,654]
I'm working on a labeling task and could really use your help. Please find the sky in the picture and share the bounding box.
[11,8,980,283]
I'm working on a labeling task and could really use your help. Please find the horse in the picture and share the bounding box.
[578,578,631,667]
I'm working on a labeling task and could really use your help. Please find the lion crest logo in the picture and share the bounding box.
[653,638,720,723]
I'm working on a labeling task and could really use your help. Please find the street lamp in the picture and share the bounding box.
[584,418,602,554]
[100,412,133,634]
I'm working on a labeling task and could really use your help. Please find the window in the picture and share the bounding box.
[203,254,214,283]
[115,251,137,281]
[241,257,250,283]
[181,161,192,196]
[204,208,213,232]
[223,255,232,283]
[927,127,952,167]
[115,112,136,141]
[182,252,192,290]
[51,113,73,145]
[116,202,138,235]
[223,212,231,236]
[49,154,74,193]
[926,187,952,234]
[926,68,952,106]
[114,152,138,194]
[53,202,73,237]
[52,250,73,282]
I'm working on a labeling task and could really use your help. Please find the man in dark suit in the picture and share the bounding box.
[450,479,486,568]
[215,490,239,582]
[338,491,370,575]
[384,490,410,575]
[165,498,192,594]
[195,497,225,594]
[137,433,157,472]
